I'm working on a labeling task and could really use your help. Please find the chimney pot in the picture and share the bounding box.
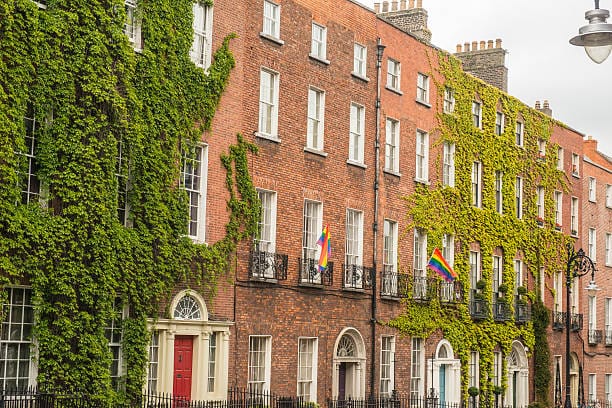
[456,44,462,53]
[543,100,550,109]
[382,1,388,12]
[472,41,478,51]
[391,0,398,10]
[588,135,593,140]
[409,0,415,8]
[464,42,470,52]
[535,100,541,109]
[487,39,494,49]
[480,40,486,50]
[495,38,502,48]
[400,0,406,10]
[416,0,422,7]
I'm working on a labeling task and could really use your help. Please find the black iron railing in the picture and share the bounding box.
[380,267,410,298]
[606,328,612,346]
[553,311,565,330]
[439,280,463,304]
[571,313,583,332]
[343,264,374,290]
[552,311,583,331]
[588,329,603,345]
[249,249,288,281]
[515,301,531,323]
[470,298,489,320]
[0,388,105,407]
[298,258,333,286]
[493,300,512,322]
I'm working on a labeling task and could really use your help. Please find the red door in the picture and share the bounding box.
[173,336,194,401]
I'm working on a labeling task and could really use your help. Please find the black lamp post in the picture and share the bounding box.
[563,243,598,408]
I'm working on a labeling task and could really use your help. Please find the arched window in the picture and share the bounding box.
[336,334,356,357]
[173,295,202,320]
[438,344,448,359]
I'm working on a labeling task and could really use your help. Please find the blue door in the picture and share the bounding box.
[439,364,446,405]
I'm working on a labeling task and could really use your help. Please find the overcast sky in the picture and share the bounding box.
[355,0,612,156]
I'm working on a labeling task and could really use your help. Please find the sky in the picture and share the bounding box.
[355,0,612,156]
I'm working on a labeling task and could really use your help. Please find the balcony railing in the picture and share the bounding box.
[606,328,612,346]
[343,264,373,290]
[439,280,463,304]
[515,301,531,323]
[380,266,410,298]
[588,329,603,345]
[470,298,490,320]
[249,249,288,281]
[298,258,333,286]
[553,311,565,330]
[493,300,512,322]
[571,313,583,331]
[551,311,583,331]
[412,275,439,301]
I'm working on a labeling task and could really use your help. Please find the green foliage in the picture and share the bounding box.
[389,50,573,404]
[532,300,551,405]
[0,0,253,403]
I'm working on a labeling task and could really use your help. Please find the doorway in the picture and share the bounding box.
[173,336,194,400]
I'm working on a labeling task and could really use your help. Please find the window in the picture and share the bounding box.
[571,197,579,235]
[514,260,523,292]
[538,139,546,158]
[605,374,612,404]
[353,43,367,78]
[537,186,545,220]
[589,296,597,343]
[415,130,429,182]
[297,337,317,402]
[469,251,481,300]
[469,351,479,389]
[442,234,454,268]
[416,73,429,103]
[1,287,34,391]
[383,220,398,274]
[515,121,524,147]
[302,200,323,263]
[387,58,401,91]
[262,0,280,39]
[147,331,160,394]
[254,189,277,278]
[380,336,395,397]
[442,142,455,187]
[606,299,612,345]
[589,228,597,262]
[557,147,564,170]
[495,112,504,135]
[572,153,580,176]
[106,299,126,391]
[258,68,280,140]
[589,177,597,202]
[515,176,523,219]
[443,87,455,114]
[310,23,327,61]
[410,338,424,399]
[471,162,482,208]
[492,351,503,386]
[607,185,612,208]
[345,209,364,288]
[174,295,202,320]
[495,171,503,214]
[248,336,271,393]
[555,191,563,227]
[492,255,502,295]
[349,103,365,164]
[413,229,427,299]
[190,2,213,69]
[385,118,400,173]
[307,87,325,151]
[554,271,563,312]
[589,374,597,402]
[606,233,612,266]
[116,138,130,226]
[18,106,41,204]
[472,101,482,129]
[208,332,217,392]
[180,143,208,241]
[124,0,142,51]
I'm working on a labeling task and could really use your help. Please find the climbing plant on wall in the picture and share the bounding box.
[0,0,256,403]
[389,51,571,405]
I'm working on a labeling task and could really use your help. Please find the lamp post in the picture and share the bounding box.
[563,243,598,408]
[570,0,612,63]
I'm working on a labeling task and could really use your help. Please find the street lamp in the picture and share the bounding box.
[570,0,612,63]
[564,244,598,408]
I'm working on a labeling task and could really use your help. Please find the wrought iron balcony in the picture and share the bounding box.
[439,280,463,304]
[470,297,490,320]
[515,301,531,323]
[606,329,612,346]
[493,300,512,322]
[552,311,565,330]
[298,258,333,286]
[551,311,584,331]
[571,313,583,332]
[380,266,409,298]
[249,249,288,281]
[412,275,438,301]
[342,264,373,290]
[588,329,603,345]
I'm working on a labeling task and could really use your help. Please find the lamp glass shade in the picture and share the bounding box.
[585,44,612,63]
[585,280,601,295]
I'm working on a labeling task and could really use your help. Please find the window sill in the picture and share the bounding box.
[572,173,580,179]
[309,54,330,65]
[589,199,596,203]
[298,282,324,289]
[414,178,430,185]
[255,132,282,144]
[380,295,401,302]
[383,169,401,177]
[416,99,431,108]
[259,33,285,46]
[347,160,367,169]
[351,72,370,82]
[249,276,278,284]
[304,147,328,157]
[385,86,403,96]
[343,287,365,293]
[443,110,455,115]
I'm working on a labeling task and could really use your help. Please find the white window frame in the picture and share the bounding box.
[589,374,597,402]
[310,22,327,61]
[349,102,365,164]
[382,219,398,297]
[386,58,401,91]
[124,0,142,51]
[413,229,427,299]
[116,138,130,226]
[380,336,395,397]
[181,143,208,242]
[555,191,563,227]
[248,335,272,394]
[190,2,213,69]
[18,107,42,205]
[107,299,128,391]
[208,332,218,393]
[255,189,278,279]
[589,296,597,339]
[589,177,597,202]
[514,259,524,292]
[538,139,547,158]
[442,142,455,187]
[416,73,429,103]
[606,233,612,266]
[554,271,563,312]
[515,121,524,147]
[537,186,545,220]
[307,87,325,151]
[443,87,455,114]
[297,337,318,402]
[258,68,280,140]
[606,298,612,346]
[415,130,429,183]
[471,162,482,208]
[302,200,323,263]
[572,153,580,176]
[410,338,424,399]
[472,101,482,129]
[385,118,400,173]
[515,176,523,219]
[469,351,480,388]
[589,228,597,262]
[442,234,454,268]
[557,147,564,170]
[493,351,503,386]
[607,184,612,208]
[571,197,579,236]
[353,43,367,78]
[495,171,503,214]
[492,255,503,295]
[147,330,160,394]
[345,209,364,288]
[262,0,281,39]
[469,251,481,300]
[605,373,612,404]
[495,112,504,136]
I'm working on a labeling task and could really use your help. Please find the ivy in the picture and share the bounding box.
[389,51,572,404]
[0,0,255,404]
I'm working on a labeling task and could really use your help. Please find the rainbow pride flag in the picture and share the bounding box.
[316,224,331,272]
[427,248,458,282]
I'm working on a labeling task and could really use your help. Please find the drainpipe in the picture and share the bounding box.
[370,37,386,397]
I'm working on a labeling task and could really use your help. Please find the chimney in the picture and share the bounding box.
[453,38,508,92]
[376,0,432,43]
[535,99,553,117]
